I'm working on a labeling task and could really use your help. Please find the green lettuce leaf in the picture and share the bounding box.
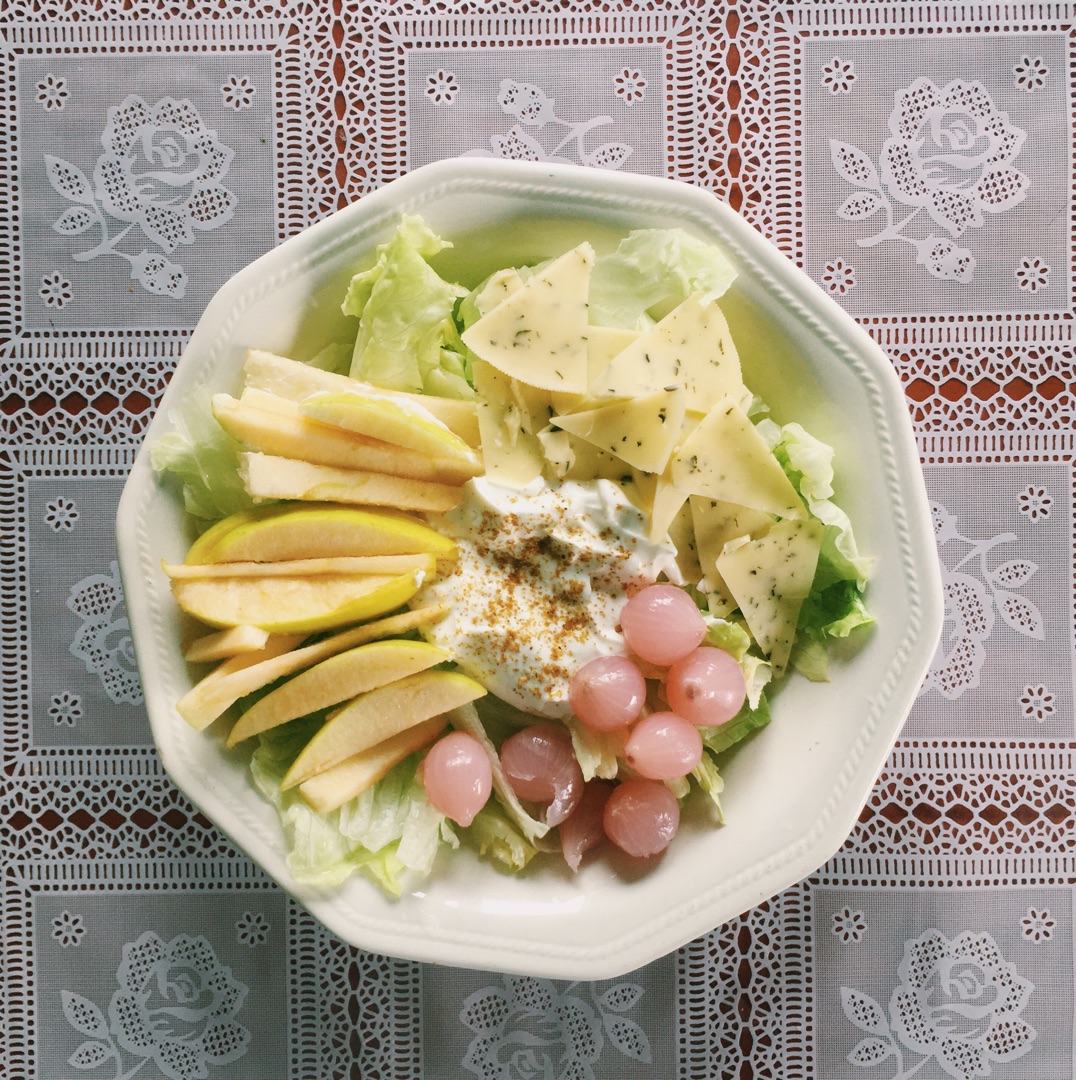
[343,215,472,398]
[149,401,253,523]
[589,228,738,329]
[701,692,772,757]
[464,802,538,874]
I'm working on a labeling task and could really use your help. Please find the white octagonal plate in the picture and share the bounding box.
[117,158,943,979]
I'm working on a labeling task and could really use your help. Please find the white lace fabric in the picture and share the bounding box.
[2,2,1075,1078]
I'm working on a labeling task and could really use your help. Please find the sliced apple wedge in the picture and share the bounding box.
[171,569,423,633]
[184,624,271,663]
[177,632,308,731]
[298,715,449,814]
[175,605,448,731]
[243,349,481,447]
[301,389,480,466]
[186,503,456,565]
[227,638,450,745]
[213,389,479,486]
[280,670,486,790]
[239,453,463,513]
[165,552,436,580]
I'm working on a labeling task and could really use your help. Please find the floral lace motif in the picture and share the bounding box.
[45,95,237,299]
[842,929,1036,1078]
[66,561,143,706]
[830,78,1029,282]
[468,79,633,169]
[59,931,251,1079]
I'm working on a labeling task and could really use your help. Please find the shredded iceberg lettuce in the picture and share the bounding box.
[342,215,473,399]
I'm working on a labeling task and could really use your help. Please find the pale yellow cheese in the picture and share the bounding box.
[472,359,551,489]
[461,243,594,393]
[551,387,686,474]
[716,519,825,675]
[550,325,640,415]
[670,396,805,520]
[587,292,743,411]
[690,495,776,576]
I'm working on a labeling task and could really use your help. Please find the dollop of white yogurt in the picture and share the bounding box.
[416,477,681,719]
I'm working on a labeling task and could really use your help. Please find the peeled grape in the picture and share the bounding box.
[499,724,583,826]
[666,646,747,727]
[559,779,614,872]
[602,778,680,858]
[421,731,492,827]
[569,654,647,732]
[624,712,703,780]
[620,584,706,666]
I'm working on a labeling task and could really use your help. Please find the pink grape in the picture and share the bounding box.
[666,646,746,727]
[620,584,706,666]
[569,654,647,732]
[499,724,583,826]
[602,778,680,858]
[559,779,614,872]
[624,712,703,780]
[421,732,492,827]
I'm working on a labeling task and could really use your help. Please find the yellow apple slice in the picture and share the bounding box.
[238,453,463,513]
[175,605,448,730]
[184,624,271,663]
[243,349,481,447]
[171,569,423,633]
[186,503,456,565]
[227,638,450,745]
[298,715,449,814]
[300,390,480,466]
[164,552,436,580]
[213,389,478,486]
[281,670,487,790]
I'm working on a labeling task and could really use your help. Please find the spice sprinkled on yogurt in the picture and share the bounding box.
[415,477,681,718]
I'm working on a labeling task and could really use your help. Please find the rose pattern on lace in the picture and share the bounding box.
[821,258,857,295]
[1014,257,1050,293]
[44,95,237,300]
[830,78,1029,282]
[920,502,1044,701]
[220,75,256,111]
[842,930,1036,1079]
[425,68,459,105]
[67,560,143,706]
[37,73,69,111]
[460,974,652,1078]
[1012,55,1048,93]
[613,68,647,104]
[1020,908,1054,943]
[39,271,73,309]
[234,912,270,948]
[1018,684,1054,723]
[58,931,250,1079]
[44,495,79,531]
[52,910,86,947]
[821,56,857,95]
[468,79,633,169]
[1017,485,1052,522]
[49,690,84,726]
[833,906,869,943]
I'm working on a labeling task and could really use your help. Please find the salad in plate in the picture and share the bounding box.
[152,215,873,896]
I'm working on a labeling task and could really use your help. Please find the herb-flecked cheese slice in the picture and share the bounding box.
[461,243,594,394]
[690,495,776,576]
[716,519,825,675]
[551,387,686,474]
[472,359,550,489]
[587,292,743,410]
[670,396,806,520]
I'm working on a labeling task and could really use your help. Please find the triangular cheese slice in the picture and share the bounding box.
[670,396,805,519]
[471,359,549,489]
[717,519,825,675]
[690,495,776,576]
[587,292,743,410]
[552,388,686,474]
[461,243,594,394]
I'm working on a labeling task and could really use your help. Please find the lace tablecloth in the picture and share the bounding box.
[2,2,1073,1077]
